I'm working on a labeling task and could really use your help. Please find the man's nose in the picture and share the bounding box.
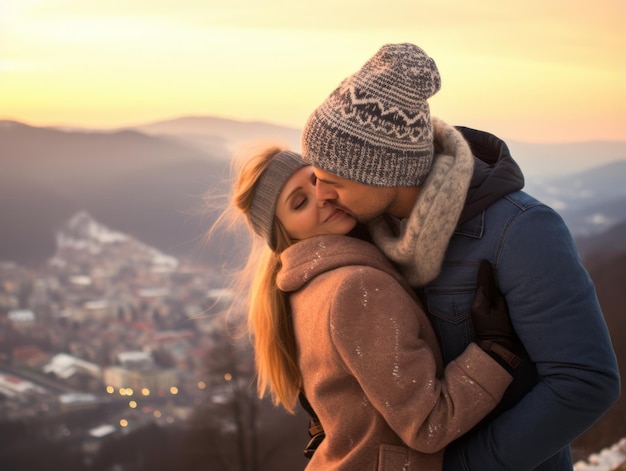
[315,180,336,202]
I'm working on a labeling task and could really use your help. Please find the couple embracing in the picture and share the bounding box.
[219,43,619,471]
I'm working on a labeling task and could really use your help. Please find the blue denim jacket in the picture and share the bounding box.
[424,130,620,470]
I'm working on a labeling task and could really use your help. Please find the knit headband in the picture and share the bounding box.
[248,150,307,250]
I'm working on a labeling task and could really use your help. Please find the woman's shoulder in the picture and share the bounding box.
[277,235,402,292]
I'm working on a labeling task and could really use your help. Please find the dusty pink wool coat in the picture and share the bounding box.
[277,235,512,471]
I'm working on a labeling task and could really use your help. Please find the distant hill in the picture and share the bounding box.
[507,139,626,178]
[525,161,626,237]
[1,117,624,268]
[0,120,227,186]
[576,221,626,259]
[130,116,302,156]
[0,120,232,267]
[132,117,626,178]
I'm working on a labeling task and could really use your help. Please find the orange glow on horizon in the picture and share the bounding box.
[1,0,624,143]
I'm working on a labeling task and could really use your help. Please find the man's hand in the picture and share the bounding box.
[471,260,521,370]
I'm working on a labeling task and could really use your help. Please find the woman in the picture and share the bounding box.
[225,146,520,470]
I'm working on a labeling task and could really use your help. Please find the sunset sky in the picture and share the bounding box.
[1,0,624,143]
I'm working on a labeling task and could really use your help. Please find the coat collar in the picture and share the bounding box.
[276,235,407,293]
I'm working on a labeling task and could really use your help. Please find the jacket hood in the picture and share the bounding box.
[456,126,525,224]
[277,235,407,293]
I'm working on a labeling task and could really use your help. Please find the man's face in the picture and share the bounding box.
[312,167,395,224]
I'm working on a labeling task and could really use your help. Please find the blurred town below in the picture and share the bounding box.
[0,210,310,470]
[0,117,625,470]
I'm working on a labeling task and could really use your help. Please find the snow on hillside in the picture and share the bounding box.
[52,211,179,271]
[574,438,626,471]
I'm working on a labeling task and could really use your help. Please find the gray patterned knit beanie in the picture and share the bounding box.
[302,43,441,187]
[248,150,307,250]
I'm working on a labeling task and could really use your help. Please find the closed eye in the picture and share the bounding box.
[293,196,307,210]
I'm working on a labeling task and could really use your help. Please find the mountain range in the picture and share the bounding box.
[1,117,625,266]
[1,120,230,266]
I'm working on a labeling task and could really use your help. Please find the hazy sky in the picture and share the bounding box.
[1,0,624,142]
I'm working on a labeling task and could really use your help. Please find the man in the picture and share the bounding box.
[301,43,620,470]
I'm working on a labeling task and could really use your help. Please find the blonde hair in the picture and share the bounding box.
[222,145,302,413]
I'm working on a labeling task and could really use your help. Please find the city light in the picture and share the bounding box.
[169,386,178,395]
[141,387,150,396]
[224,373,232,381]
[119,419,128,428]
[106,385,115,394]
[128,401,137,409]
[197,381,206,390]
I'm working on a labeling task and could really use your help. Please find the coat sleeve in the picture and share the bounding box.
[328,267,513,454]
[459,205,621,470]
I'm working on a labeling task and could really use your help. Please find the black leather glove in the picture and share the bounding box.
[471,260,521,371]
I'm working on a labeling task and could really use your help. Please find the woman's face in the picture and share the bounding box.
[275,166,357,242]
